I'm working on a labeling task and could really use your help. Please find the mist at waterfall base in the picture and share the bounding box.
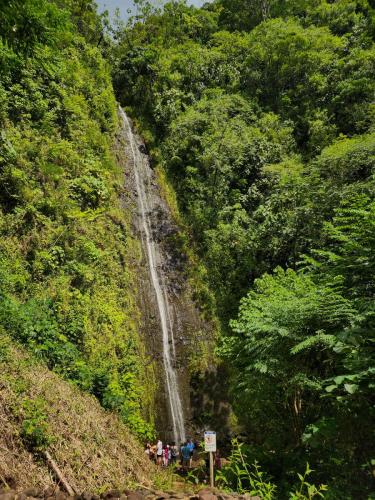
[96,0,210,20]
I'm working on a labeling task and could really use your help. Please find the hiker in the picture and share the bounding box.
[181,441,191,468]
[156,439,163,465]
[145,443,152,460]
[187,439,195,467]
[170,441,178,464]
[163,444,169,467]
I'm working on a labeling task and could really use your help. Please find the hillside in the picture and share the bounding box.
[0,0,156,443]
[0,336,153,491]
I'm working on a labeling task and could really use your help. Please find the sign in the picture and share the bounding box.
[204,431,217,452]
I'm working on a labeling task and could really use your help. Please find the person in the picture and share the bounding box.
[187,439,195,467]
[181,442,191,468]
[163,444,169,467]
[156,439,163,466]
[170,441,178,464]
[145,443,152,460]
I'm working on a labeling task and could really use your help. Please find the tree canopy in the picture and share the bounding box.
[112,0,375,495]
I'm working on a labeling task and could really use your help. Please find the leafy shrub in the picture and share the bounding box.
[290,464,328,499]
[216,440,328,499]
[216,439,277,499]
[20,397,53,451]
[70,175,109,210]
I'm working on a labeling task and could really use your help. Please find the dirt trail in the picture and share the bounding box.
[0,485,260,500]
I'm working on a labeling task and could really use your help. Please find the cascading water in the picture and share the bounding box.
[119,106,186,444]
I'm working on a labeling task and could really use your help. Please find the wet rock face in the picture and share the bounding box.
[138,144,148,155]
[148,206,187,294]
[117,111,215,441]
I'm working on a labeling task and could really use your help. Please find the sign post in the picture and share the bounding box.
[204,431,216,488]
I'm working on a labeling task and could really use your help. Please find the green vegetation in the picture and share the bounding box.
[1,0,374,496]
[216,440,278,498]
[216,439,327,499]
[0,0,154,440]
[20,397,54,452]
[0,337,154,490]
[112,0,375,496]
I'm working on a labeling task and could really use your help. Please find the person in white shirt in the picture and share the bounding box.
[156,439,163,465]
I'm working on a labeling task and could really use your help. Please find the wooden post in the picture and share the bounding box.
[209,451,214,488]
[204,430,216,489]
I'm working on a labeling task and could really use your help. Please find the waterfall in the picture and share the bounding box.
[119,106,186,444]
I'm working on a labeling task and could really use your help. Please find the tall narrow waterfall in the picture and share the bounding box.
[119,107,186,444]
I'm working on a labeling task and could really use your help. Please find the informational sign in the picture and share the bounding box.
[204,431,217,452]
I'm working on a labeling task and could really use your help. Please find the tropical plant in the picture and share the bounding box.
[216,439,277,498]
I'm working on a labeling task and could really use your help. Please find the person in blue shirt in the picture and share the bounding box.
[187,439,195,467]
[181,442,191,468]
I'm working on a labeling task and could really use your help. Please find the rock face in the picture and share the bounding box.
[116,109,215,441]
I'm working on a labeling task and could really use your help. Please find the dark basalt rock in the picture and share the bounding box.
[138,144,147,155]
[100,491,122,499]
[126,493,146,500]
[118,110,219,442]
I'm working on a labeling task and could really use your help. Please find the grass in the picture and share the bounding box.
[0,336,155,492]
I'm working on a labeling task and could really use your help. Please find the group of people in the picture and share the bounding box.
[145,439,197,468]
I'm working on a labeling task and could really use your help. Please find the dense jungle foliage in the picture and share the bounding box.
[0,0,155,440]
[112,0,375,496]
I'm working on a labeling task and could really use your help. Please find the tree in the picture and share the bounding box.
[0,0,69,54]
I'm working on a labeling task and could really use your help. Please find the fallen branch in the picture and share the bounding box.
[135,484,152,491]
[44,451,75,496]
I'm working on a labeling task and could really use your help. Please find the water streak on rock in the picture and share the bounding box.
[119,107,186,444]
